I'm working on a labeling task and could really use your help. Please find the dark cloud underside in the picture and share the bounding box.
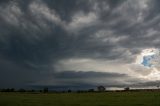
[0,0,160,89]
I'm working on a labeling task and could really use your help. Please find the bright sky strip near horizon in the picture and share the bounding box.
[1,0,160,89]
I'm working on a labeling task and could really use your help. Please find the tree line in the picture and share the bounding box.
[0,87,103,93]
[2,86,159,93]
[0,88,48,93]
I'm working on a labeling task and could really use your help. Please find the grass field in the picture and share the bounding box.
[0,91,160,106]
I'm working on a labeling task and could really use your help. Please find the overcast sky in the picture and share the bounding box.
[1,0,160,89]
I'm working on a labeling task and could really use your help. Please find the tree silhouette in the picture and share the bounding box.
[97,86,105,92]
[43,87,48,93]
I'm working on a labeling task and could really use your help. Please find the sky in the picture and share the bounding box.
[1,0,160,90]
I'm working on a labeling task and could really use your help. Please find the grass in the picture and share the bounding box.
[0,91,160,106]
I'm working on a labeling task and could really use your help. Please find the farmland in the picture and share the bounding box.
[0,91,160,106]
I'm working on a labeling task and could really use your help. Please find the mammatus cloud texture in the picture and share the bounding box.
[1,0,160,89]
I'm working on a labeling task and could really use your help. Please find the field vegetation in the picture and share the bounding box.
[0,91,160,106]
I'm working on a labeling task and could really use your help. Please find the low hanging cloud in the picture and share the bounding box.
[1,0,160,89]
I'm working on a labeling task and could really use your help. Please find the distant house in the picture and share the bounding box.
[97,86,105,92]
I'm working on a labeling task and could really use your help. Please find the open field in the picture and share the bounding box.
[0,91,160,106]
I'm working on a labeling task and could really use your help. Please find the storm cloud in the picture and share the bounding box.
[0,0,160,89]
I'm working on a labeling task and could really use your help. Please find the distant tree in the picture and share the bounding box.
[62,91,65,93]
[18,89,26,92]
[88,89,94,92]
[43,87,48,93]
[77,90,81,93]
[77,90,86,93]
[97,86,105,92]
[68,89,72,93]
[6,88,11,92]
[124,87,130,91]
[0,88,15,92]
[1,89,6,92]
[28,89,35,92]
[10,88,15,92]
[31,89,35,92]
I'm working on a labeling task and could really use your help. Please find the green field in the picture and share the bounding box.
[0,91,160,106]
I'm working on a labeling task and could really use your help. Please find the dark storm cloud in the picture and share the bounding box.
[129,80,160,88]
[44,0,91,22]
[0,56,38,88]
[29,71,132,89]
[0,0,160,89]
[43,0,126,22]
[54,71,127,79]
[0,0,11,4]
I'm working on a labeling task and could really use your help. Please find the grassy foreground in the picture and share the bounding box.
[0,91,160,106]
